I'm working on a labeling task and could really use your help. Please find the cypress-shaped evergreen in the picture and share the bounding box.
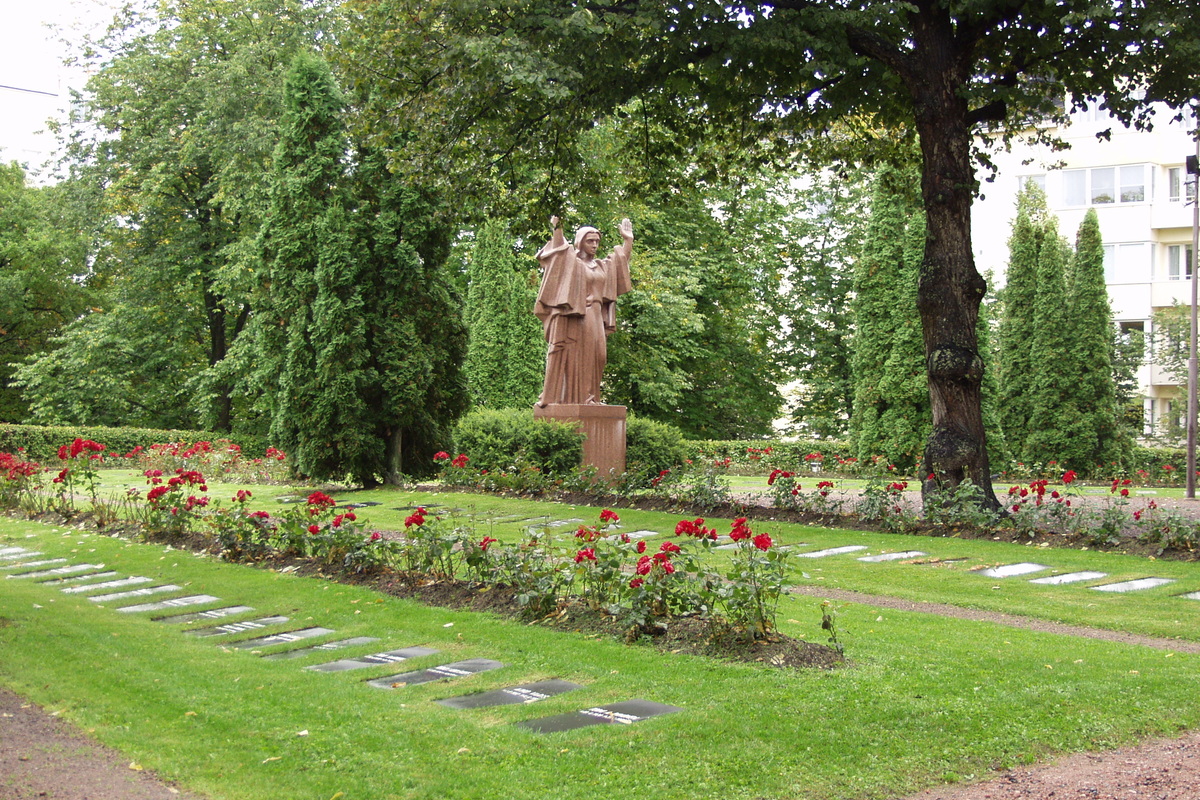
[1059,209,1126,471]
[850,166,930,471]
[996,182,1048,454]
[1021,216,1075,464]
[254,53,467,484]
[256,52,351,479]
[464,221,544,408]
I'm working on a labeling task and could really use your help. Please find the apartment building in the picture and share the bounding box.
[971,104,1199,437]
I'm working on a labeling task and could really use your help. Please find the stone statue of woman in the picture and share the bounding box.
[533,216,633,407]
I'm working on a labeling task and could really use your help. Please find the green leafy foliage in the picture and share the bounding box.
[850,167,930,473]
[463,220,545,409]
[452,408,584,477]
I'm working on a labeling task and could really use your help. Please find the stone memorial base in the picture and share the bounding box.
[534,404,627,480]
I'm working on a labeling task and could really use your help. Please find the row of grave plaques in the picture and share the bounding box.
[1,545,684,733]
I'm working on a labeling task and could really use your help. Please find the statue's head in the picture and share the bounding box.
[574,226,601,257]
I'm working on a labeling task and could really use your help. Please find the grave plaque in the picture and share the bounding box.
[230,627,334,649]
[185,616,291,637]
[43,571,119,586]
[1,558,67,570]
[857,551,928,562]
[0,546,29,556]
[1091,577,1175,593]
[515,699,683,733]
[261,636,381,660]
[794,546,867,559]
[8,563,104,579]
[366,658,504,689]
[0,550,41,561]
[119,594,222,613]
[155,605,254,624]
[307,646,440,673]
[1029,571,1108,585]
[436,679,583,709]
[978,563,1049,578]
[1181,592,1200,601]
[63,576,153,594]
[88,584,180,603]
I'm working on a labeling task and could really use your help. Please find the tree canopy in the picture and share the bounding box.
[338,0,1200,507]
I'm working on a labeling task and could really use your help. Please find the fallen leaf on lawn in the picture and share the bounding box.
[457,747,470,754]
[297,730,309,736]
[262,757,281,764]
[185,711,197,716]
[129,762,144,771]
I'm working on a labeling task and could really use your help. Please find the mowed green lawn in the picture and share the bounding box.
[2,484,1200,800]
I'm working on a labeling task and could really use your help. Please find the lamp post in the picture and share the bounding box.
[1187,134,1199,500]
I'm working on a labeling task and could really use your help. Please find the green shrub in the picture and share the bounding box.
[625,415,691,487]
[0,423,268,464]
[452,408,584,476]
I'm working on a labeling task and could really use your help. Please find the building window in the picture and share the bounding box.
[1167,245,1194,281]
[1104,243,1149,283]
[1063,165,1147,207]
[1119,165,1145,202]
[1168,166,1197,203]
[1021,174,1046,192]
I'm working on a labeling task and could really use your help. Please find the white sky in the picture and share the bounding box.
[0,0,121,180]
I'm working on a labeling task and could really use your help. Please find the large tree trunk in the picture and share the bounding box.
[909,9,1003,511]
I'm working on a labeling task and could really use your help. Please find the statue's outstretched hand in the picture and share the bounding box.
[618,217,633,241]
[550,215,560,230]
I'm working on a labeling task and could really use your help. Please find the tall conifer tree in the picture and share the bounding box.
[254,53,467,484]
[850,167,930,471]
[464,221,543,408]
[997,182,1049,453]
[1059,209,1126,471]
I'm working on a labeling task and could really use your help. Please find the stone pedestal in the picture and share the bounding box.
[534,404,627,479]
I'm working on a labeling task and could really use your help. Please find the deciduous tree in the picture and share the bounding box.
[340,0,1200,508]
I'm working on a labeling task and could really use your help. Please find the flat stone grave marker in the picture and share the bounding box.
[515,699,683,733]
[340,501,381,508]
[1029,571,1108,585]
[154,605,254,624]
[616,530,659,540]
[42,571,119,586]
[794,546,867,559]
[858,551,928,562]
[525,519,583,533]
[230,627,335,650]
[1092,577,1175,593]
[185,616,291,637]
[978,563,1049,579]
[8,563,104,579]
[1181,592,1200,601]
[119,594,222,613]
[1,558,67,571]
[436,679,583,710]
[307,646,440,673]
[63,576,153,594]
[366,658,504,689]
[261,636,381,660]
[0,547,31,557]
[392,504,445,511]
[88,584,181,603]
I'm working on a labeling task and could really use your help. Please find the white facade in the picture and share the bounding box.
[971,105,1198,438]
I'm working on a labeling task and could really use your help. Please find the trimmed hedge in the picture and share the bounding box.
[625,415,691,487]
[452,408,585,476]
[0,423,269,464]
